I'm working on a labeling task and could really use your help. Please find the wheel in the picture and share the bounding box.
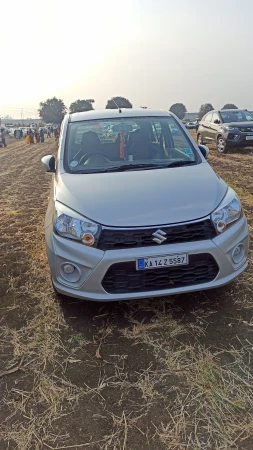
[197,134,203,145]
[217,136,229,154]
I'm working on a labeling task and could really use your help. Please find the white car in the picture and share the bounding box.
[8,128,15,137]
[41,109,249,301]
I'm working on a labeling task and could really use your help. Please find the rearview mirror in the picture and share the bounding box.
[214,119,220,124]
[41,155,55,172]
[198,145,209,159]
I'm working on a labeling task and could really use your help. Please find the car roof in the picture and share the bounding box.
[204,109,245,115]
[218,109,244,113]
[69,108,171,122]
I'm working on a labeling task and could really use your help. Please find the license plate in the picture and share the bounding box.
[136,253,188,270]
[246,136,253,140]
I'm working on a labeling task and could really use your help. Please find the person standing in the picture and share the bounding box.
[40,128,45,143]
[35,130,40,143]
[26,132,30,144]
[29,129,35,144]
[1,130,7,147]
[47,127,51,138]
[20,129,23,140]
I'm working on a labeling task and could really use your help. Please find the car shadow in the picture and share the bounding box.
[56,280,244,349]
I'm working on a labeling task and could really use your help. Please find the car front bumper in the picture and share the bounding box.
[226,133,253,148]
[46,215,249,302]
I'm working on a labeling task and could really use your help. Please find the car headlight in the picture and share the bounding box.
[211,187,242,233]
[54,201,101,246]
[223,126,239,131]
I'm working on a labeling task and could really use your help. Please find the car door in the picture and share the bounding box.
[201,112,213,142]
[209,112,221,141]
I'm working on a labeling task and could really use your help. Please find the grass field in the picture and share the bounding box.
[0,135,252,450]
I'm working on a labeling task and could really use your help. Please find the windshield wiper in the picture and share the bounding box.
[106,161,196,171]
[104,163,168,172]
[72,164,161,174]
[164,160,196,168]
[72,161,196,174]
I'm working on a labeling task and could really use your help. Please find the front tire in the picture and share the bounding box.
[217,136,229,154]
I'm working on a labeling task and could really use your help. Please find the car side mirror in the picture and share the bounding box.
[214,119,220,124]
[41,155,55,173]
[198,145,209,159]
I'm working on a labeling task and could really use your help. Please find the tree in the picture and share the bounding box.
[169,103,187,120]
[69,99,94,114]
[221,104,238,110]
[38,97,67,124]
[106,96,132,109]
[199,103,214,120]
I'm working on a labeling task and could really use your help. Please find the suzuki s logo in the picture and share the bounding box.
[152,229,167,244]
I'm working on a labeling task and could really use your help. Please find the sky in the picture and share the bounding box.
[1,0,253,118]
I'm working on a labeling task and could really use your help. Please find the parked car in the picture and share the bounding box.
[0,126,10,135]
[41,108,249,302]
[8,128,15,138]
[197,109,253,153]
[186,121,198,130]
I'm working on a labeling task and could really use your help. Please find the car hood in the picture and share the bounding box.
[224,121,253,128]
[56,164,227,227]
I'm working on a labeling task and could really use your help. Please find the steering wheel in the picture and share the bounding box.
[80,152,111,164]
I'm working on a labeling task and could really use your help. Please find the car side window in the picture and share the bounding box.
[245,113,253,121]
[204,113,213,123]
[211,112,220,123]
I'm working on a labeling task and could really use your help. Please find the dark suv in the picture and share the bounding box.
[197,109,253,153]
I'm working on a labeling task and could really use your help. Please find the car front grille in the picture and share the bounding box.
[97,219,216,251]
[102,254,219,294]
[239,127,253,132]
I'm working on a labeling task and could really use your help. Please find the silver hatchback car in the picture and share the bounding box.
[41,109,249,301]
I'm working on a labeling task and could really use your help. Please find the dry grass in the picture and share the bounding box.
[1,137,253,450]
[119,299,253,448]
[156,345,253,449]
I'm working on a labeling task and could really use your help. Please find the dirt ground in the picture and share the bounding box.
[0,134,252,450]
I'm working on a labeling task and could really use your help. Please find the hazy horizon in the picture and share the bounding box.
[1,0,253,119]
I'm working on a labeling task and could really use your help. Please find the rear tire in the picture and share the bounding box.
[217,136,229,154]
[197,134,203,145]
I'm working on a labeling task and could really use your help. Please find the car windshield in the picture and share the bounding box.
[65,116,198,173]
[220,110,253,123]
